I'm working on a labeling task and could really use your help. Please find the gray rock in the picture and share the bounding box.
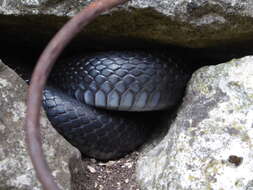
[1,0,253,47]
[136,56,253,190]
[0,60,78,189]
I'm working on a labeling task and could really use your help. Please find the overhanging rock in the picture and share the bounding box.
[1,0,253,48]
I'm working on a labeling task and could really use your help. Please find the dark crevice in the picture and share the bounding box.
[0,17,253,159]
[1,27,253,80]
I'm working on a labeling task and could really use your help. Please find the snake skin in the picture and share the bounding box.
[43,86,153,160]
[43,51,190,160]
[48,51,188,111]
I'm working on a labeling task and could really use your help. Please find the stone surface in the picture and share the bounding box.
[1,0,253,47]
[0,60,78,189]
[136,56,253,190]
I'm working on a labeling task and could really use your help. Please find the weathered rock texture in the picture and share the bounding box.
[1,0,253,48]
[0,60,78,189]
[136,56,253,190]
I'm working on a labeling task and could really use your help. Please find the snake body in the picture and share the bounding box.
[42,51,189,160]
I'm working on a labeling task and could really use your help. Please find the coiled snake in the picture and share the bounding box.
[42,51,190,160]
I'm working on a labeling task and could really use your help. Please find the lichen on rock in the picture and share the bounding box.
[136,56,253,190]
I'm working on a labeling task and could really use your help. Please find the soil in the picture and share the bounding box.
[69,152,141,190]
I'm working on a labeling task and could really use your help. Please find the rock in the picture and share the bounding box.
[136,56,253,190]
[0,60,78,189]
[1,0,253,48]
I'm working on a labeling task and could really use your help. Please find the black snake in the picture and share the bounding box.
[42,51,190,160]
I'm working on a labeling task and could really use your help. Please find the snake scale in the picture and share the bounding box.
[42,51,190,160]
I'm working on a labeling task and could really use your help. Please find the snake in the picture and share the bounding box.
[42,51,190,160]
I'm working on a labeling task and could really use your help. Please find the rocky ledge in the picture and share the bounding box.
[1,0,253,47]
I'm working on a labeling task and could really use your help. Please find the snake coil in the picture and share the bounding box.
[42,51,189,160]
